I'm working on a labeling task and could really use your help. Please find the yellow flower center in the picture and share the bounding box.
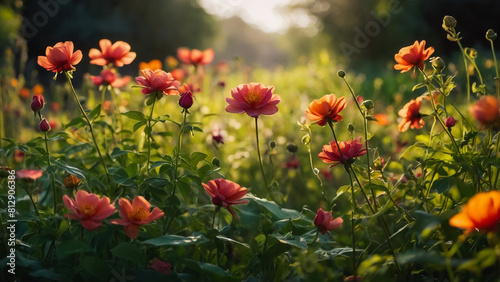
[245,91,262,106]
[130,207,148,222]
[80,203,96,218]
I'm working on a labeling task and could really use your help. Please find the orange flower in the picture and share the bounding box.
[135,69,180,96]
[16,169,43,181]
[374,113,389,126]
[111,196,164,239]
[394,40,434,73]
[226,83,281,117]
[314,207,343,234]
[398,97,424,132]
[319,137,367,167]
[203,178,249,218]
[37,41,82,73]
[89,39,136,67]
[449,191,500,234]
[19,87,30,98]
[139,59,162,71]
[63,190,116,230]
[305,94,347,126]
[91,69,130,88]
[470,95,499,125]
[32,84,44,95]
[63,175,81,189]
[166,56,179,69]
[170,68,186,81]
[177,47,214,65]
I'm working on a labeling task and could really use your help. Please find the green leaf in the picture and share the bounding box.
[122,110,146,122]
[143,177,170,188]
[365,183,390,194]
[410,211,441,240]
[190,152,208,167]
[133,120,147,132]
[316,248,364,261]
[396,249,447,266]
[272,233,308,250]
[183,259,237,281]
[248,194,301,220]
[88,104,102,122]
[400,142,429,161]
[48,131,70,141]
[432,177,454,194]
[142,234,208,246]
[65,116,86,128]
[26,137,45,147]
[110,147,131,159]
[56,238,91,259]
[109,167,137,188]
[51,158,86,180]
[111,242,146,264]
[216,235,251,249]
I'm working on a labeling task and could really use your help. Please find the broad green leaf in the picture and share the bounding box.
[65,116,86,128]
[122,110,146,121]
[142,234,208,246]
[56,238,91,259]
[133,120,147,132]
[87,104,102,121]
[247,194,301,220]
[432,177,454,194]
[111,242,146,264]
[110,147,131,159]
[183,259,237,281]
[272,233,308,250]
[316,248,364,261]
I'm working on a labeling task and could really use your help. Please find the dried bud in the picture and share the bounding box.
[348,123,355,133]
[445,116,457,129]
[442,15,456,31]
[31,94,45,112]
[486,29,497,41]
[361,100,374,110]
[39,118,51,132]
[337,70,345,78]
[286,142,298,153]
[431,57,445,71]
[179,91,194,110]
[63,175,81,189]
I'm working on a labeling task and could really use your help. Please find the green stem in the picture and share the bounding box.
[327,120,345,161]
[255,117,276,202]
[64,72,111,184]
[23,185,39,216]
[44,132,57,214]
[456,39,471,103]
[146,97,157,171]
[100,86,106,114]
[489,39,500,99]
[345,167,357,277]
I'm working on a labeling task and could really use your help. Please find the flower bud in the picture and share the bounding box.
[31,94,45,112]
[39,118,51,132]
[373,157,385,170]
[445,116,457,129]
[348,123,355,133]
[63,175,81,189]
[178,91,193,109]
[486,29,497,41]
[212,129,224,144]
[361,100,374,110]
[468,48,478,59]
[442,15,456,31]
[286,142,298,153]
[431,57,445,72]
[337,70,345,78]
[269,140,277,149]
[212,157,221,167]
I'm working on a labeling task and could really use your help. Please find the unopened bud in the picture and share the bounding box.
[31,94,45,112]
[431,57,445,71]
[373,157,385,170]
[337,70,345,78]
[286,143,298,153]
[269,140,277,149]
[178,91,194,109]
[486,29,497,41]
[348,123,355,133]
[63,175,81,189]
[445,116,457,129]
[361,100,374,110]
[212,157,221,167]
[442,15,456,31]
[39,118,51,132]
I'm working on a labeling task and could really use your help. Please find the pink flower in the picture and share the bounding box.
[149,258,172,274]
[135,69,181,96]
[314,207,343,234]
[203,179,249,218]
[88,39,136,67]
[226,83,281,117]
[16,169,43,181]
[110,196,164,239]
[37,41,82,73]
[63,190,115,230]
[91,69,130,88]
[318,137,367,167]
[177,48,214,65]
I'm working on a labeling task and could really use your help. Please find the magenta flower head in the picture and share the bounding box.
[179,91,194,110]
[445,116,457,129]
[226,83,280,117]
[314,207,343,234]
[39,118,51,132]
[31,94,45,113]
[203,178,249,219]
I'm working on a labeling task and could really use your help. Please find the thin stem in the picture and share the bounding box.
[23,185,39,216]
[64,72,111,184]
[489,39,500,99]
[100,86,106,114]
[456,39,471,103]
[44,132,57,214]
[345,167,357,277]
[255,117,276,202]
[327,120,345,161]
[146,97,157,171]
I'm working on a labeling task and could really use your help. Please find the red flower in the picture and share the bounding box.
[445,116,457,129]
[135,69,181,96]
[149,258,172,275]
[212,128,224,144]
[63,190,116,230]
[305,94,347,126]
[318,137,367,167]
[449,191,500,234]
[91,69,130,88]
[314,207,343,234]
[16,169,43,181]
[177,48,214,65]
[470,95,500,126]
[398,97,424,132]
[39,118,51,132]
[37,41,82,73]
[226,83,281,117]
[89,39,136,67]
[110,196,164,239]
[203,178,249,218]
[394,40,434,73]
[179,91,194,109]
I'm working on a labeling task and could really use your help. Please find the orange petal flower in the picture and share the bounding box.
[16,169,43,181]
[89,39,136,67]
[63,190,115,231]
[135,69,180,96]
[139,59,163,71]
[398,97,424,132]
[111,196,164,239]
[203,178,249,219]
[470,95,500,126]
[226,83,281,117]
[305,94,347,126]
[374,113,390,126]
[318,137,367,167]
[37,41,82,73]
[314,207,343,234]
[449,191,500,234]
[177,47,214,65]
[394,40,434,73]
